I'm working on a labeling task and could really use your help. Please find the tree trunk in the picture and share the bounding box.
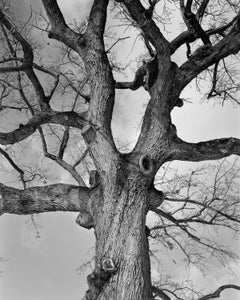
[85,171,154,300]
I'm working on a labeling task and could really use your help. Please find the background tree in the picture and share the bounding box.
[0,0,240,299]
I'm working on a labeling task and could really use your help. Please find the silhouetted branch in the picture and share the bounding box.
[198,284,240,300]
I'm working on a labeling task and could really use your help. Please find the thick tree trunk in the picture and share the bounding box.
[85,172,154,300]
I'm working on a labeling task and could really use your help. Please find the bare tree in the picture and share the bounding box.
[0,1,240,299]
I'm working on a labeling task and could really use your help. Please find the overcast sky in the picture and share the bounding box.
[0,1,240,300]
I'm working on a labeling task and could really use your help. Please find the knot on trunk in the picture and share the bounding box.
[75,211,93,229]
[148,188,164,210]
[85,259,117,299]
[139,154,153,175]
[89,170,100,188]
[102,258,116,273]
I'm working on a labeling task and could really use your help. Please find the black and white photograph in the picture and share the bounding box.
[0,0,240,299]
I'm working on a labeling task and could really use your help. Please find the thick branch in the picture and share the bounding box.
[41,0,84,52]
[176,18,240,89]
[179,0,211,46]
[0,182,102,229]
[171,12,239,54]
[196,0,210,21]
[170,137,240,162]
[198,285,240,300]
[0,183,86,215]
[0,110,86,145]
[86,0,109,37]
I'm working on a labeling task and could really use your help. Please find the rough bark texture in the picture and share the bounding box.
[86,172,153,300]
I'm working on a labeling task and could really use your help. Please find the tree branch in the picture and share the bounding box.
[41,0,85,52]
[170,137,240,162]
[0,56,60,104]
[0,147,26,188]
[118,0,171,58]
[58,126,70,159]
[198,284,240,300]
[0,182,101,229]
[196,0,210,21]
[170,12,239,54]
[86,0,109,37]
[38,126,87,187]
[152,208,201,241]
[0,110,86,145]
[165,197,240,225]
[0,9,51,110]
[179,0,211,46]
[0,9,33,67]
[115,64,146,91]
[0,183,85,215]
[152,286,171,300]
[176,16,240,90]
[73,148,89,169]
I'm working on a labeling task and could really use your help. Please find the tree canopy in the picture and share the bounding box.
[0,1,240,299]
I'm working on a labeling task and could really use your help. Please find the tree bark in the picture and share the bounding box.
[1,1,240,299]
[85,168,154,300]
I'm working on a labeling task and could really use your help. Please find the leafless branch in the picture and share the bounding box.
[198,284,240,300]
[38,126,87,187]
[0,147,26,188]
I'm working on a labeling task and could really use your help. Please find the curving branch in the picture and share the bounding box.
[117,0,171,58]
[170,12,240,55]
[152,286,171,300]
[41,0,84,52]
[176,16,240,90]
[179,0,211,46]
[115,65,146,91]
[198,284,240,300]
[0,110,86,145]
[170,137,240,162]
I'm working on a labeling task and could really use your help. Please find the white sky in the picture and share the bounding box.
[0,1,240,299]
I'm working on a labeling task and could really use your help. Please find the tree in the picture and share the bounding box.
[0,0,240,299]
